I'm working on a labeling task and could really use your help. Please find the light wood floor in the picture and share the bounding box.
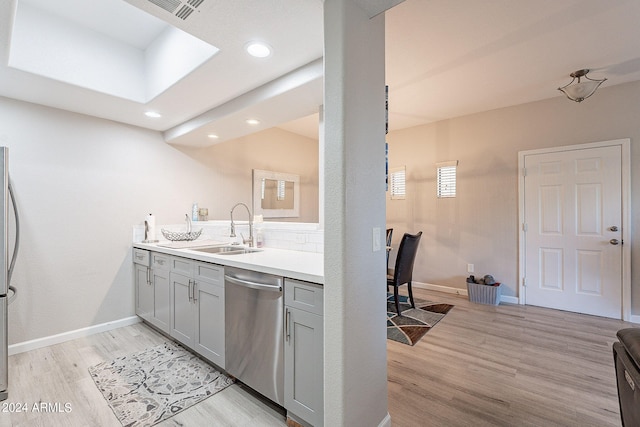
[388,287,633,427]
[2,323,286,427]
[2,288,633,426]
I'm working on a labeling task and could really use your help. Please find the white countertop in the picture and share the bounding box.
[133,242,324,284]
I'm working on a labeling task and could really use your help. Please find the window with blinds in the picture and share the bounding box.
[436,161,458,198]
[389,166,406,199]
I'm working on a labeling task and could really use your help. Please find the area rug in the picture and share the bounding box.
[387,293,454,346]
[88,341,234,427]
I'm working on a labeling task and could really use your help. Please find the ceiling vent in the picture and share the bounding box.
[147,0,205,20]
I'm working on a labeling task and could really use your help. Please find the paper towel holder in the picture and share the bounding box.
[142,220,159,243]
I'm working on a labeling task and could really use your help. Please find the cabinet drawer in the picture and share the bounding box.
[133,249,150,266]
[195,262,223,285]
[171,257,193,275]
[151,253,170,270]
[285,279,323,316]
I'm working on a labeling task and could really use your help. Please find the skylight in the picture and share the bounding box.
[8,0,219,103]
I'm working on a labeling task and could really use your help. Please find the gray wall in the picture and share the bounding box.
[175,127,319,223]
[0,96,222,344]
[386,80,640,312]
[0,96,320,346]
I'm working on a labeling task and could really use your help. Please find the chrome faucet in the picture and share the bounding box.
[230,202,254,247]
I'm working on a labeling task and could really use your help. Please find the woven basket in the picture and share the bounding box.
[467,282,501,305]
[161,228,203,241]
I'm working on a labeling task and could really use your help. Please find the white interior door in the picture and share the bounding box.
[523,144,623,318]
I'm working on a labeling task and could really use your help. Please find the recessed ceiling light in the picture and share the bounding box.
[245,42,272,58]
[246,119,260,125]
[144,111,162,118]
[207,134,219,139]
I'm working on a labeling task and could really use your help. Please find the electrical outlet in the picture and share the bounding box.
[467,263,474,273]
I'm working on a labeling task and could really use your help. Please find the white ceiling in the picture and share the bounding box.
[384,0,640,132]
[0,0,324,146]
[1,0,640,146]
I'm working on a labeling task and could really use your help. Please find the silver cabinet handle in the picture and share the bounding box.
[188,279,193,302]
[225,275,282,292]
[285,308,291,342]
[146,267,151,286]
[193,281,198,302]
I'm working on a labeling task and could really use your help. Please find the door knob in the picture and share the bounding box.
[609,226,619,232]
[610,239,620,245]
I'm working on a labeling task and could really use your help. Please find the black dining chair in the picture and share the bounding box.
[387,231,422,316]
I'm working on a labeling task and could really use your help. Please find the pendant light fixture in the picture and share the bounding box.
[558,69,607,103]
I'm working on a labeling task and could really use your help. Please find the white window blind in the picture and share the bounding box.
[390,166,406,200]
[436,161,458,198]
[277,180,286,200]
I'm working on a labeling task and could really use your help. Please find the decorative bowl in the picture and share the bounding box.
[161,228,203,241]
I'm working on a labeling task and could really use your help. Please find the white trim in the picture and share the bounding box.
[622,140,632,321]
[378,412,392,427]
[413,281,467,296]
[518,150,526,307]
[629,315,640,324]
[412,281,519,304]
[517,139,631,320]
[499,295,519,304]
[8,316,141,356]
[435,160,458,167]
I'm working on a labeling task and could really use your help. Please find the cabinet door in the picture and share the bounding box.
[193,278,225,368]
[284,306,323,427]
[135,264,152,320]
[150,267,171,333]
[170,272,195,346]
[285,279,323,315]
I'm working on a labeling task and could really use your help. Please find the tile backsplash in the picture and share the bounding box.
[133,220,324,253]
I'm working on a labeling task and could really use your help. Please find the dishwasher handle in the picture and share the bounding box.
[225,275,282,292]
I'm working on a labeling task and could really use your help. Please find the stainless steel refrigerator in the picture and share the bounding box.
[0,147,20,401]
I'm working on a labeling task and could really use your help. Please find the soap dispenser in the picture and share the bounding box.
[191,202,199,221]
[253,214,264,248]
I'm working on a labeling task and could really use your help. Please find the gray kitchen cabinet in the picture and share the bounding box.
[192,262,225,367]
[170,257,225,368]
[134,263,152,319]
[149,252,171,333]
[284,279,323,427]
[170,269,193,344]
[134,249,170,334]
[133,249,152,320]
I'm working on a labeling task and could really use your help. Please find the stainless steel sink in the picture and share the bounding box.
[192,246,262,255]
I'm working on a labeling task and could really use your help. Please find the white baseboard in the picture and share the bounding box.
[413,281,520,304]
[9,316,142,356]
[629,315,640,324]
[500,295,519,304]
[413,281,468,296]
[378,412,391,427]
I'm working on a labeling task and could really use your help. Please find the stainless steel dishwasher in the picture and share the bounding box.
[224,266,284,405]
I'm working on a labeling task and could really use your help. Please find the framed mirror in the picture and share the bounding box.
[253,169,300,218]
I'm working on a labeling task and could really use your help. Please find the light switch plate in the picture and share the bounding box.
[373,227,381,252]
